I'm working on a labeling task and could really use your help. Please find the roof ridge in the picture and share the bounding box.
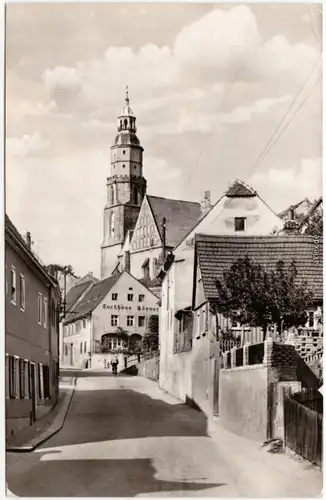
[147,194,200,206]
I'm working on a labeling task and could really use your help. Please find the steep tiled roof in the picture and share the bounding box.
[225,180,257,198]
[278,198,312,219]
[196,234,323,303]
[65,281,93,312]
[299,197,323,230]
[147,195,201,248]
[64,274,121,323]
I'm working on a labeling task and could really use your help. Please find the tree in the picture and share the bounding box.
[215,256,312,340]
[143,315,159,352]
[303,204,323,236]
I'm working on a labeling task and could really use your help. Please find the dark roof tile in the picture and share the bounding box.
[225,180,256,198]
[64,274,121,323]
[147,195,201,248]
[195,234,323,303]
[65,281,93,311]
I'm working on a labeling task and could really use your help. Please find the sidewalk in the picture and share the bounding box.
[7,378,76,452]
[208,415,322,498]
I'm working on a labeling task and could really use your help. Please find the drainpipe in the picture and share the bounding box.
[162,217,166,261]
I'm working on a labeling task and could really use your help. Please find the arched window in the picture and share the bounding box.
[109,212,115,237]
[152,258,158,278]
[124,119,128,130]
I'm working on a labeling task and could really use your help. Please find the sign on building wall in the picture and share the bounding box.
[102,304,159,312]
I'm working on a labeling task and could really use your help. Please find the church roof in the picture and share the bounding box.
[147,195,201,248]
[64,274,121,323]
[225,180,257,197]
[194,234,323,304]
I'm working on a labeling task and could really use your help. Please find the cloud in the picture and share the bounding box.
[250,157,322,211]
[41,5,318,117]
[219,94,292,125]
[6,132,50,157]
[174,6,318,82]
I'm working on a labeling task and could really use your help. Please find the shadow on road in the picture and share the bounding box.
[7,453,224,497]
[43,387,208,448]
[60,369,119,378]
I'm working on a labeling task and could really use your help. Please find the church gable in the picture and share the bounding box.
[130,196,162,253]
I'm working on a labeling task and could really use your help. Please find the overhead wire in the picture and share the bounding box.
[246,55,322,180]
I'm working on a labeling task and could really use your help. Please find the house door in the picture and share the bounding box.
[70,343,74,366]
[30,364,36,422]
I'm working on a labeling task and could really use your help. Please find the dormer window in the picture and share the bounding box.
[235,217,246,232]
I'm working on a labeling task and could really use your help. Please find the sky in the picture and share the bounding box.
[5,3,323,278]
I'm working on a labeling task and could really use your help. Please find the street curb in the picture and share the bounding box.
[6,377,77,453]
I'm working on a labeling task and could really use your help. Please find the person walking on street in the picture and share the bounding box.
[111,356,119,376]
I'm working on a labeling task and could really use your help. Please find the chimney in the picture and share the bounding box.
[283,208,299,234]
[201,191,212,216]
[288,207,295,221]
[26,232,32,249]
[124,251,130,273]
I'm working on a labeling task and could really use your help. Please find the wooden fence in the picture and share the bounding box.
[284,390,323,466]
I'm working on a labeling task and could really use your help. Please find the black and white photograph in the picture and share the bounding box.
[4,2,323,497]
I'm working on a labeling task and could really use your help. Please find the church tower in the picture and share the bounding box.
[101,88,147,278]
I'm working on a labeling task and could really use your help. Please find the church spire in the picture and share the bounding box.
[125,85,129,106]
[117,86,136,133]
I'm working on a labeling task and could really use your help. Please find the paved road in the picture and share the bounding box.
[7,373,242,497]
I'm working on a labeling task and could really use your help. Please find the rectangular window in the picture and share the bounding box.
[37,293,42,324]
[138,316,145,327]
[43,365,50,399]
[139,294,145,302]
[19,359,25,399]
[235,217,246,232]
[9,356,17,399]
[80,342,83,354]
[111,315,118,326]
[28,363,32,399]
[64,344,68,356]
[43,297,48,328]
[308,311,314,328]
[84,341,87,353]
[10,266,16,304]
[127,293,133,302]
[5,355,9,399]
[19,274,25,311]
[112,293,118,301]
[51,299,55,325]
[82,319,87,329]
[76,320,81,333]
[127,315,134,327]
[38,364,43,400]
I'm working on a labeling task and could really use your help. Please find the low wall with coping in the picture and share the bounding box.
[137,355,160,381]
[220,364,268,441]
